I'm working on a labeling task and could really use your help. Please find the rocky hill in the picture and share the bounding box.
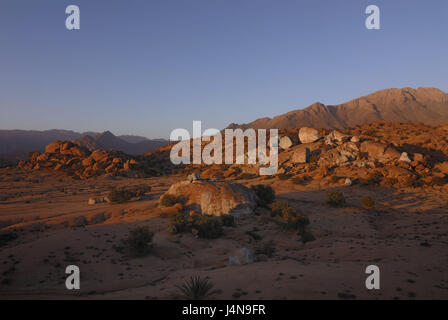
[227,87,448,130]
[0,129,169,163]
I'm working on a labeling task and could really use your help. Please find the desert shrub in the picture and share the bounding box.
[383,177,398,186]
[176,276,219,300]
[133,184,152,196]
[245,229,262,240]
[238,173,257,180]
[330,176,341,183]
[270,201,310,231]
[220,214,235,227]
[359,172,382,186]
[169,211,190,234]
[122,226,154,257]
[429,176,446,186]
[360,195,375,209]
[160,194,185,207]
[277,173,291,180]
[255,240,276,257]
[213,172,225,180]
[404,176,423,188]
[0,231,18,247]
[108,189,133,203]
[326,191,346,207]
[170,212,223,239]
[292,175,312,185]
[300,231,316,243]
[270,201,291,217]
[251,184,275,207]
[193,215,223,239]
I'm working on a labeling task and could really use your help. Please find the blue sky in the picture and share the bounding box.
[0,0,447,139]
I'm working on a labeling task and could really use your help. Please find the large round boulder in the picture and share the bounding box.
[299,127,321,144]
[163,180,256,216]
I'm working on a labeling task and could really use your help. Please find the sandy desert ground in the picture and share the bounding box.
[1,167,447,300]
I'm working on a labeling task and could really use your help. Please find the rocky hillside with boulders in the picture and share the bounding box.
[14,121,448,190]
[16,141,178,179]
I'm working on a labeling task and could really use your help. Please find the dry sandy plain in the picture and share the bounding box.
[0,167,447,300]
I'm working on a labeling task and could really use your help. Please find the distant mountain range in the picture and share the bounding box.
[0,129,169,165]
[227,87,448,130]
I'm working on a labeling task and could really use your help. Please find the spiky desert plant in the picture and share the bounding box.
[176,276,219,300]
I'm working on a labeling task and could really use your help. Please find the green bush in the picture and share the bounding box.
[122,226,154,257]
[326,191,346,207]
[251,184,275,207]
[160,194,185,207]
[360,195,374,209]
[108,189,133,203]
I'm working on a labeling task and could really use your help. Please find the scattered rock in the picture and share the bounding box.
[188,173,201,182]
[399,152,412,163]
[69,216,88,227]
[229,247,254,265]
[279,136,293,150]
[292,147,310,164]
[345,178,352,186]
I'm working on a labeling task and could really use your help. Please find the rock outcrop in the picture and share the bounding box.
[299,127,321,144]
[163,179,256,216]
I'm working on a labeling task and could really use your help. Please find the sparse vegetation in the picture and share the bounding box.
[220,214,235,227]
[193,215,223,239]
[121,226,154,257]
[270,201,310,232]
[176,276,219,300]
[0,231,18,247]
[160,194,185,207]
[326,191,346,207]
[255,240,276,257]
[251,184,275,207]
[277,173,291,180]
[300,231,316,243]
[169,212,223,239]
[429,176,446,186]
[360,195,375,209]
[108,189,133,203]
[292,175,312,185]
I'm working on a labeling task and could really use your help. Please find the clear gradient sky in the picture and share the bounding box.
[0,0,447,139]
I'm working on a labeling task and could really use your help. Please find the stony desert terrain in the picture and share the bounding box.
[1,121,448,300]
